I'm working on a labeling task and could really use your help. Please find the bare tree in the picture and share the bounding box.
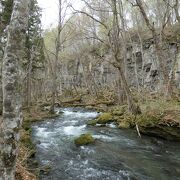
[72,0,141,114]
[49,0,74,113]
[133,0,173,98]
[49,0,63,113]
[109,0,141,114]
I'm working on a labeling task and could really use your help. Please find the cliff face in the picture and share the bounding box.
[176,50,180,88]
[58,39,180,91]
[126,40,180,91]
[59,39,180,93]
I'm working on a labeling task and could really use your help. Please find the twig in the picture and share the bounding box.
[136,124,141,138]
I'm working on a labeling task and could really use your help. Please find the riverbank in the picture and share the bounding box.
[15,105,58,180]
[87,99,180,141]
[54,90,180,141]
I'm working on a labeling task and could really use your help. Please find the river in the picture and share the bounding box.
[32,107,180,180]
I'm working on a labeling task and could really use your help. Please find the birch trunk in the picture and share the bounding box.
[0,0,29,179]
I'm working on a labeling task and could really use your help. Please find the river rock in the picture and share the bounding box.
[96,113,114,124]
[74,134,95,146]
[87,119,98,126]
[40,164,52,175]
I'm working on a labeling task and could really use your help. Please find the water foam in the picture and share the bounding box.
[93,135,116,142]
[63,125,86,136]
[62,109,98,119]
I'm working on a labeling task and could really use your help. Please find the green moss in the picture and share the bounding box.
[137,111,162,127]
[97,113,113,124]
[118,121,130,129]
[74,134,95,146]
[22,120,31,131]
[20,131,34,149]
[112,105,127,116]
[87,119,98,126]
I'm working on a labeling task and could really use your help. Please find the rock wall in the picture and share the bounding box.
[175,48,180,88]
[60,39,180,92]
[126,40,179,91]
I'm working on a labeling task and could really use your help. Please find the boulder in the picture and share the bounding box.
[87,119,98,126]
[96,113,113,124]
[74,134,95,146]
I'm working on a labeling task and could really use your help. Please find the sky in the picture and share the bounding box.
[37,0,83,29]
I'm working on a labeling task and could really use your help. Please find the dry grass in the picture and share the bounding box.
[15,105,57,180]
[16,162,37,180]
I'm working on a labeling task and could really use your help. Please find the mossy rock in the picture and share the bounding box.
[74,134,95,146]
[118,121,130,129]
[96,113,114,124]
[87,119,98,126]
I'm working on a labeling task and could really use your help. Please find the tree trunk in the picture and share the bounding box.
[114,61,141,115]
[0,57,3,115]
[0,0,29,179]
[26,50,33,109]
[135,0,173,98]
[109,0,141,114]
[50,0,62,113]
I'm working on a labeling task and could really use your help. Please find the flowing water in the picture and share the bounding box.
[32,108,180,180]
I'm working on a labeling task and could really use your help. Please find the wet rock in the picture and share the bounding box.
[56,110,64,115]
[96,113,114,124]
[29,150,36,158]
[87,119,98,126]
[40,164,52,175]
[95,123,106,127]
[31,160,39,167]
[140,126,180,141]
[74,134,95,146]
[87,113,114,126]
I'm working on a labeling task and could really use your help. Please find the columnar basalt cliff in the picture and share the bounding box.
[53,36,180,94]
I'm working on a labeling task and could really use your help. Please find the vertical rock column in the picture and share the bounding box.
[175,48,180,89]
